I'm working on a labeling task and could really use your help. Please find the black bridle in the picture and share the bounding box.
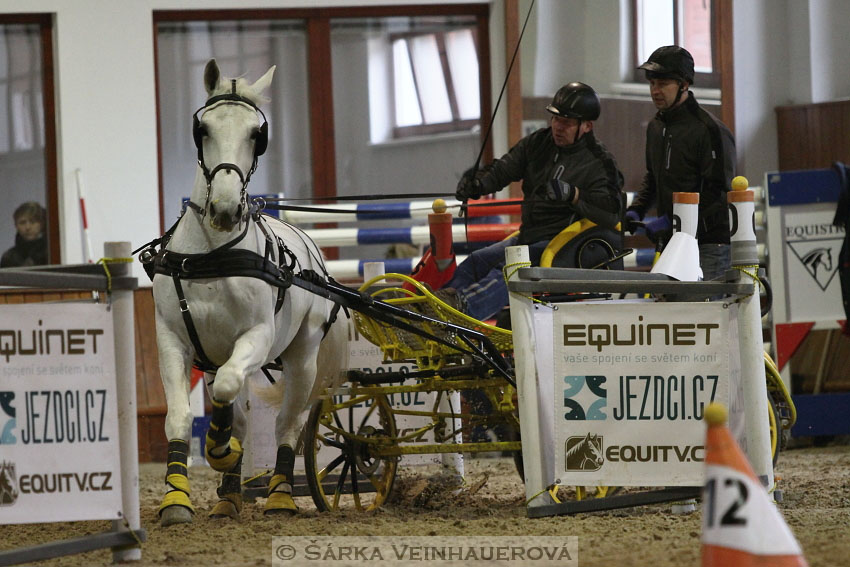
[188,79,269,224]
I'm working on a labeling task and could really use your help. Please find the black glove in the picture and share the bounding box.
[456,166,483,201]
[624,210,642,235]
[547,179,576,203]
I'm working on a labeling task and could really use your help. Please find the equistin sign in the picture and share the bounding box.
[0,303,122,524]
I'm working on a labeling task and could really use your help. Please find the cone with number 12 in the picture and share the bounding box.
[701,403,808,567]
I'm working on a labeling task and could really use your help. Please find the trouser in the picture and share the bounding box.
[445,237,548,321]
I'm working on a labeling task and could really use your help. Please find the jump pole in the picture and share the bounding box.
[105,242,142,562]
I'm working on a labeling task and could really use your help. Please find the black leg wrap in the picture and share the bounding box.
[166,439,189,478]
[208,400,234,447]
[216,455,243,498]
[273,444,296,483]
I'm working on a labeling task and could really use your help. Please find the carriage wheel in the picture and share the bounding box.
[304,393,398,512]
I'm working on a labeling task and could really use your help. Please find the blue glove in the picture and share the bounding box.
[456,166,483,201]
[547,179,576,202]
[624,210,642,234]
[645,215,672,241]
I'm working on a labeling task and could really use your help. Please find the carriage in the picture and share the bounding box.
[142,59,795,525]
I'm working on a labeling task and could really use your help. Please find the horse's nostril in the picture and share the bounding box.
[209,202,217,216]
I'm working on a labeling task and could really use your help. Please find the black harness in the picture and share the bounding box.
[137,209,307,376]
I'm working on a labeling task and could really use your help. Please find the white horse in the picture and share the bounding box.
[149,59,348,526]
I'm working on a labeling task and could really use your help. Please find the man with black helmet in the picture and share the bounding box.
[625,45,736,281]
[446,82,623,321]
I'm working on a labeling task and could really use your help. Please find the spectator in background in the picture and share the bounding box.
[1,202,48,267]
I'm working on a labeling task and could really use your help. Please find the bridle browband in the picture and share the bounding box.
[189,79,269,223]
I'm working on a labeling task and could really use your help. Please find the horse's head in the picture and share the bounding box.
[193,59,275,232]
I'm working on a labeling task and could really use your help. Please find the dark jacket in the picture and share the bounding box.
[0,233,48,267]
[477,128,624,245]
[628,92,736,245]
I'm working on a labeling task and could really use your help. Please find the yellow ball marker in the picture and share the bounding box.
[703,402,728,426]
[432,198,447,214]
[731,176,749,192]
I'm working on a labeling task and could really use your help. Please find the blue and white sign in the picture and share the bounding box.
[552,302,738,486]
[0,304,122,524]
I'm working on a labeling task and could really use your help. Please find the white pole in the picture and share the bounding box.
[75,169,95,264]
[506,245,553,509]
[728,178,774,489]
[439,391,465,481]
[106,242,142,562]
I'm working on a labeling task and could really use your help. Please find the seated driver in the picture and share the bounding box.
[442,82,624,320]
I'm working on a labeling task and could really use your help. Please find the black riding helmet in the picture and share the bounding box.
[545,82,601,121]
[638,45,695,84]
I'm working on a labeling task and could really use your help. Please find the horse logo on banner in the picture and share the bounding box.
[565,433,604,471]
[787,240,840,291]
[0,461,18,506]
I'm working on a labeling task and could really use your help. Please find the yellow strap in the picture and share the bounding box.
[96,257,132,293]
[165,473,190,493]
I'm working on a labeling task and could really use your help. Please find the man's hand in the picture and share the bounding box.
[624,210,642,234]
[547,179,576,203]
[645,215,672,242]
[455,166,483,201]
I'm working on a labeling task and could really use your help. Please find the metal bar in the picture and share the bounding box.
[526,487,701,518]
[0,267,137,291]
[508,279,750,297]
[0,529,147,566]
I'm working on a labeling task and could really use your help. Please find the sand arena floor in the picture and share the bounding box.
[2,443,848,567]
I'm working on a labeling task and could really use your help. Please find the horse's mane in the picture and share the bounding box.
[208,75,270,106]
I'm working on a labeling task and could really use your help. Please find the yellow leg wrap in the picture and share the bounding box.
[210,493,243,519]
[264,474,298,515]
[205,435,243,473]
[159,489,195,515]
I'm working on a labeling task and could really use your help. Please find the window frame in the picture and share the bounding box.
[153,5,491,233]
[0,13,59,263]
[631,0,720,89]
[389,28,481,139]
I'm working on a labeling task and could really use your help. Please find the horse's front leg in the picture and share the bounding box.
[156,326,195,527]
[204,325,272,508]
[209,390,248,520]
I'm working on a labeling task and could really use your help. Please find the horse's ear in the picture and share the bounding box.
[250,65,276,96]
[204,59,221,95]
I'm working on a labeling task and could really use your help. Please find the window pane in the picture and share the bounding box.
[445,29,480,121]
[681,0,713,73]
[392,39,423,127]
[408,35,452,124]
[156,20,311,224]
[0,23,50,266]
[637,0,675,64]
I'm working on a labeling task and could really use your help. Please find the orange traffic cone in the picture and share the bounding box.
[701,403,808,567]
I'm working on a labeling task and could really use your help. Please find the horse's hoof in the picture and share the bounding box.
[160,505,193,526]
[264,492,298,515]
[210,494,242,520]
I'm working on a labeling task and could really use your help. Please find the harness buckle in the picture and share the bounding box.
[182,258,191,272]
[179,298,190,313]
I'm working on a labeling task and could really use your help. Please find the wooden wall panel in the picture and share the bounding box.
[776,100,850,170]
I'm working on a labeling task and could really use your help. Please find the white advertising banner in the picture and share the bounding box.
[0,303,123,524]
[552,301,735,486]
[249,319,439,471]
